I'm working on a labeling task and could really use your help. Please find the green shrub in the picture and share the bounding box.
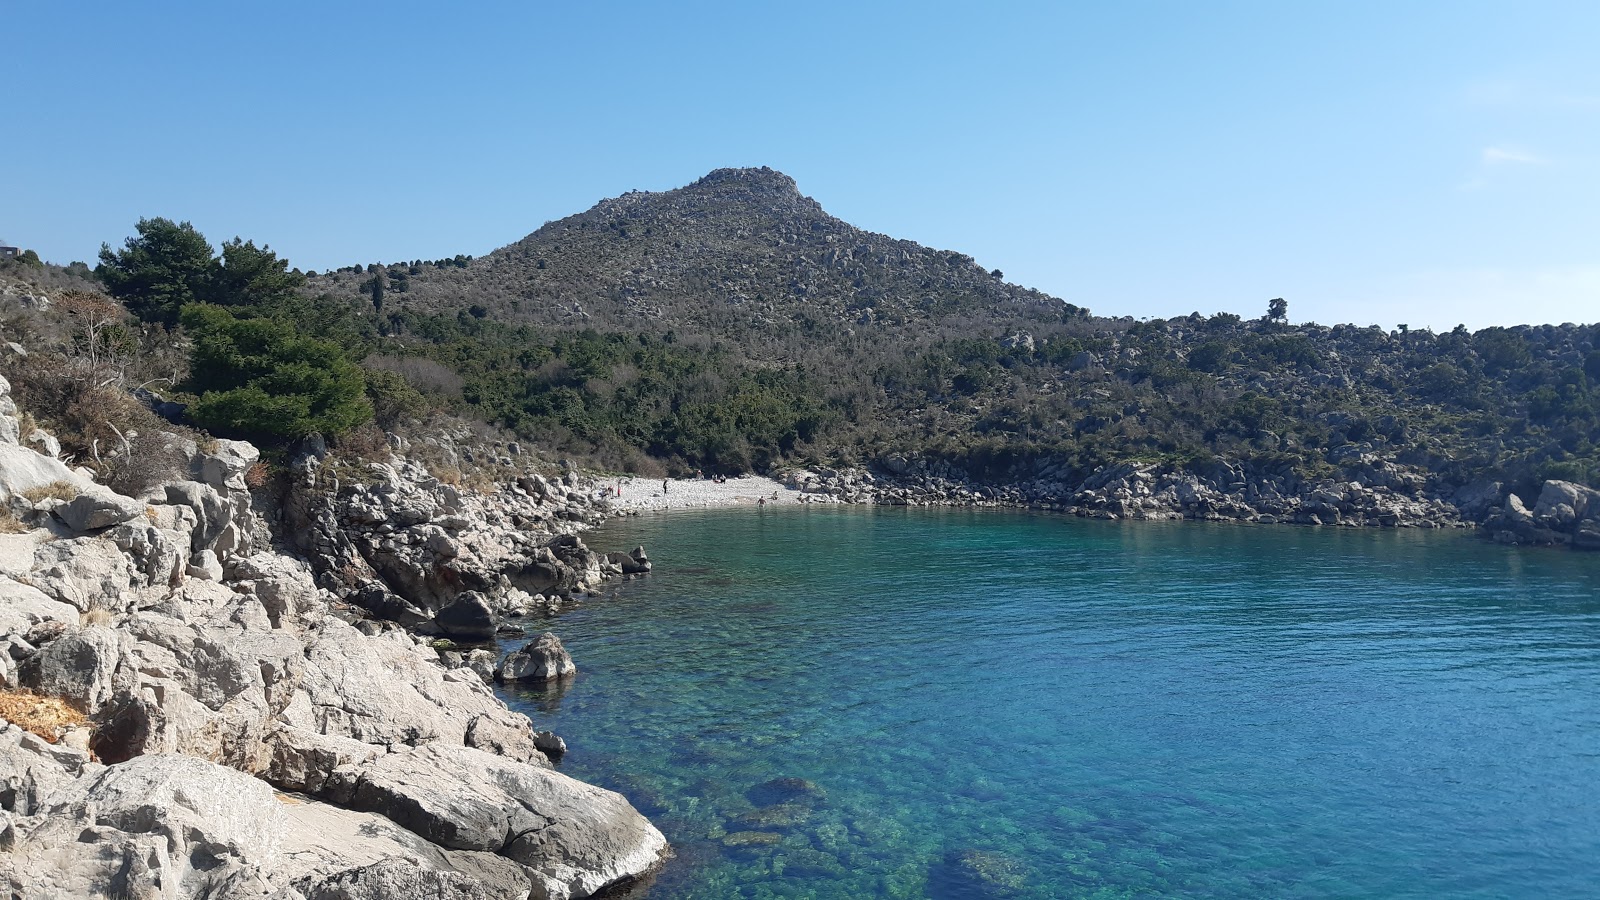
[182,304,371,441]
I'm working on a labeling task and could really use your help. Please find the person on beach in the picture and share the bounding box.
[662,479,669,494]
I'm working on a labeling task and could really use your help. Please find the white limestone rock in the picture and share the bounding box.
[328,743,667,899]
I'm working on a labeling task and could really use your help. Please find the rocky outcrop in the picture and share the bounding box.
[0,748,649,899]
[0,406,666,897]
[1485,480,1600,549]
[496,632,577,684]
[327,743,666,899]
[283,451,629,637]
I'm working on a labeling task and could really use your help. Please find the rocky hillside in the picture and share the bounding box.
[312,166,1077,346]
[296,169,1600,524]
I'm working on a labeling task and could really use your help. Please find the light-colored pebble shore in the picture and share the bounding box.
[602,475,803,512]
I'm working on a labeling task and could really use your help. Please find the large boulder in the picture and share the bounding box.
[263,724,383,794]
[0,577,79,641]
[164,480,238,553]
[327,743,667,899]
[604,546,651,575]
[0,443,85,503]
[229,552,322,628]
[29,535,142,613]
[434,590,497,642]
[19,625,121,712]
[194,439,259,492]
[496,632,576,683]
[276,794,536,899]
[53,488,146,533]
[1534,480,1600,525]
[1504,493,1535,527]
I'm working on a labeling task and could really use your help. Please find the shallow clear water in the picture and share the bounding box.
[499,507,1600,899]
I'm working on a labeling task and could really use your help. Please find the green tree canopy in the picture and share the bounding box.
[181,304,371,440]
[211,238,305,309]
[97,218,217,326]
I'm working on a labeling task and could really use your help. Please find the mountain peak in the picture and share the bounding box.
[687,166,800,195]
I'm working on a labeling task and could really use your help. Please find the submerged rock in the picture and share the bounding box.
[722,830,783,848]
[938,848,1029,898]
[747,776,825,807]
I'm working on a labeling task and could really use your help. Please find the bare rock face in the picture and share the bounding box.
[0,720,101,816]
[2,754,286,898]
[276,619,545,766]
[277,795,537,899]
[496,631,576,683]
[326,743,667,899]
[0,578,78,646]
[294,858,503,900]
[0,751,548,899]
[28,536,140,613]
[19,625,120,711]
[194,438,259,492]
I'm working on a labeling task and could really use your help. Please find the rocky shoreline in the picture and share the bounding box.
[3,366,1596,897]
[0,375,670,898]
[779,452,1600,551]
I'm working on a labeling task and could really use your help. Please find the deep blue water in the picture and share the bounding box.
[499,507,1600,899]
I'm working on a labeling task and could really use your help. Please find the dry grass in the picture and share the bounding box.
[0,687,89,744]
[80,607,113,627]
[21,480,79,503]
[0,509,29,534]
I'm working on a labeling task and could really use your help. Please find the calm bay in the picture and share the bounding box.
[501,507,1600,898]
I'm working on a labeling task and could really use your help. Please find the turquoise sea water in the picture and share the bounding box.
[499,508,1600,899]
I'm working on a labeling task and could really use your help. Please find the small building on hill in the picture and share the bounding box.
[0,242,18,260]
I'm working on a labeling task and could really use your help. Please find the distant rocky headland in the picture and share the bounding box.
[1,164,1597,898]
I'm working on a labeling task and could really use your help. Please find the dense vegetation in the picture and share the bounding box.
[3,168,1597,501]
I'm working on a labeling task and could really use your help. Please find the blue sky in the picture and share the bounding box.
[6,1,1597,330]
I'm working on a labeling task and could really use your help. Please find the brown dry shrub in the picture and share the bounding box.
[104,428,192,496]
[333,421,392,464]
[0,688,89,744]
[5,352,166,469]
[0,509,29,534]
[244,460,272,488]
